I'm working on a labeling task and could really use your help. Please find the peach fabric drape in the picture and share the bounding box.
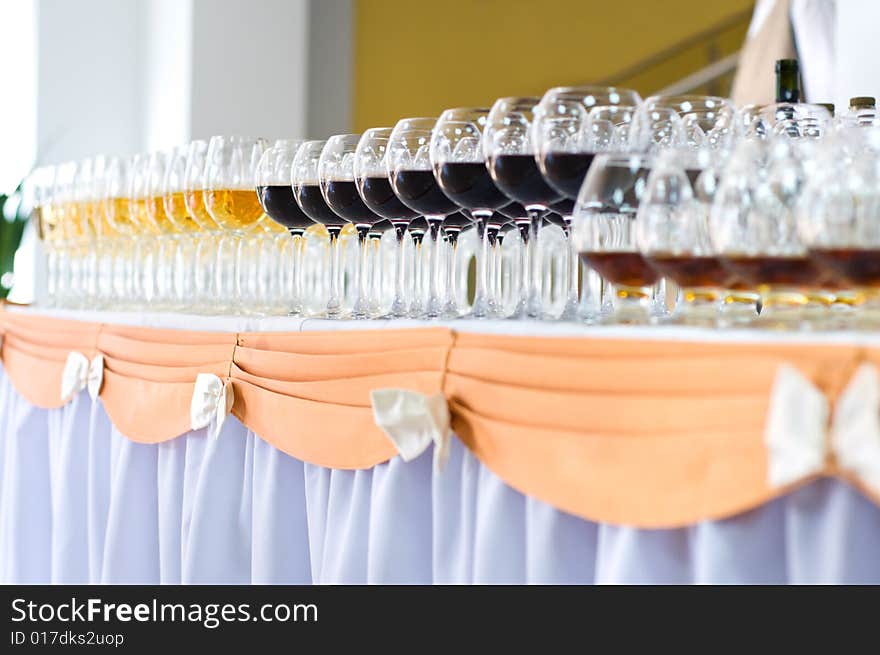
[1,309,875,528]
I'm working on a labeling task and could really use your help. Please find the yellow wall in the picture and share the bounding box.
[353,0,753,131]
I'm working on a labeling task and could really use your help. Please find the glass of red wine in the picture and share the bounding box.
[256,139,308,315]
[387,117,459,318]
[292,139,347,317]
[534,86,642,321]
[319,133,385,319]
[355,127,419,317]
[430,107,509,318]
[485,97,561,319]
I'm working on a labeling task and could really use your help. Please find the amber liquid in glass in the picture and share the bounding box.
[60,201,83,239]
[721,255,825,287]
[579,251,661,288]
[184,189,220,230]
[144,195,179,233]
[128,197,154,234]
[162,191,199,232]
[204,188,265,230]
[646,255,735,288]
[811,248,880,287]
[105,197,138,234]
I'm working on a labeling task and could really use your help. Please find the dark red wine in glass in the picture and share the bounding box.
[435,162,509,210]
[257,185,313,234]
[296,184,346,228]
[540,151,597,200]
[359,176,418,222]
[488,153,561,207]
[324,179,382,226]
[391,169,459,216]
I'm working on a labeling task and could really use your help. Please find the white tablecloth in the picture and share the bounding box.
[3,309,880,584]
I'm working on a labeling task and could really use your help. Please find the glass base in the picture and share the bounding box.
[751,294,806,330]
[602,286,654,325]
[662,289,721,327]
[716,289,760,327]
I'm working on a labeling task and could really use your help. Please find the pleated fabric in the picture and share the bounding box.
[2,368,880,584]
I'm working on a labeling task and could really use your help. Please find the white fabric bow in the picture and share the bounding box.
[87,353,104,400]
[61,351,104,402]
[765,362,880,492]
[370,389,451,471]
[190,373,234,440]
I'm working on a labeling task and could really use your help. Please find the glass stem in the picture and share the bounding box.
[426,217,444,317]
[560,220,579,319]
[370,235,382,314]
[410,234,424,317]
[444,230,460,316]
[289,232,303,315]
[389,224,407,316]
[471,215,491,318]
[528,214,544,317]
[353,227,370,317]
[326,228,342,316]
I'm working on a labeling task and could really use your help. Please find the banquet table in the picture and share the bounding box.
[2,305,880,585]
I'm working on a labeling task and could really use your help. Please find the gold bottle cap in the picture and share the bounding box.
[849,96,876,109]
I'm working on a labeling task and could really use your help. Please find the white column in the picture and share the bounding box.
[142,0,194,151]
[36,0,146,161]
[189,0,311,140]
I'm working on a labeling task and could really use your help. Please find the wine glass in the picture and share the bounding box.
[70,158,98,308]
[355,127,419,317]
[572,153,658,324]
[388,115,461,318]
[640,95,752,324]
[431,108,508,318]
[256,139,309,315]
[204,136,268,314]
[292,139,348,317]
[164,144,204,310]
[103,155,140,306]
[485,97,561,319]
[319,133,384,319]
[636,148,733,325]
[710,138,829,329]
[30,166,61,305]
[89,155,117,307]
[758,103,833,140]
[535,86,642,320]
[182,139,221,311]
[387,117,457,318]
[801,127,880,328]
[144,151,182,309]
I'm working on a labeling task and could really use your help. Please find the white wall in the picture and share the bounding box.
[0,0,37,192]
[834,0,880,107]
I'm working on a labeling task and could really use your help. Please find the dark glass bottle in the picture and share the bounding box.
[775,59,800,103]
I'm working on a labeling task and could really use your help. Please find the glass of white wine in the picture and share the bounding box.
[204,136,268,314]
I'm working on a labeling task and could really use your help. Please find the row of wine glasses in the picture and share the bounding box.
[24,86,880,327]
[572,98,880,329]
